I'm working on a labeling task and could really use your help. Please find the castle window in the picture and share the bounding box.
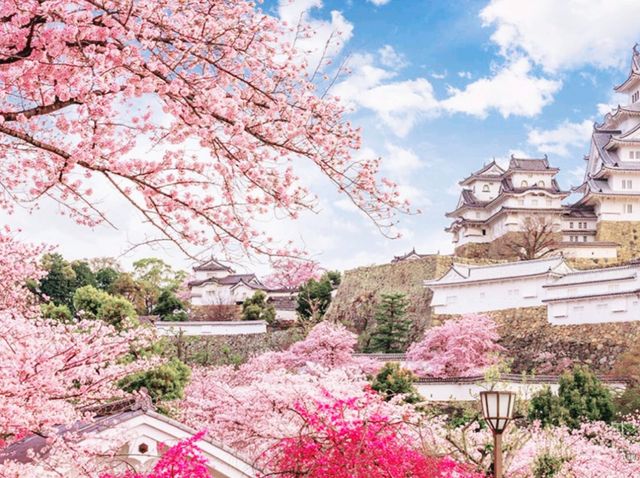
[538,180,545,187]
[518,199,525,206]
[521,180,528,187]
[626,204,633,214]
[482,229,487,236]
[569,222,574,229]
[546,199,552,207]
[622,179,633,189]
[582,236,587,242]
[482,184,490,192]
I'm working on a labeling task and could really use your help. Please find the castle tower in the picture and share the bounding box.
[572,45,640,260]
[446,156,569,257]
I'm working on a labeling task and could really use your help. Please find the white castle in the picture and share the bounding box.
[447,46,640,261]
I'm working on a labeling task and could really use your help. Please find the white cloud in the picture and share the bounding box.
[383,143,424,174]
[480,0,640,72]
[458,71,473,79]
[441,58,561,118]
[431,71,447,79]
[333,54,440,136]
[368,0,391,5]
[378,45,408,69]
[278,0,353,69]
[527,119,593,157]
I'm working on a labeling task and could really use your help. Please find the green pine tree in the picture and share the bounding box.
[367,293,411,353]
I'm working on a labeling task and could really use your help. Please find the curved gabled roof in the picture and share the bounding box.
[458,160,505,185]
[424,256,573,287]
[614,44,640,92]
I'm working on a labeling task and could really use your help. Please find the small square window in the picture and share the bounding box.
[569,222,574,229]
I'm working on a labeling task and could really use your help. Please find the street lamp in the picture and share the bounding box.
[479,390,516,478]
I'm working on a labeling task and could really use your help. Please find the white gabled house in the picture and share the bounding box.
[543,263,640,325]
[0,397,256,477]
[425,256,574,315]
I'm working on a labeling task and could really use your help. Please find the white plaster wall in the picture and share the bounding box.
[597,196,640,221]
[415,380,626,402]
[548,295,640,325]
[156,321,267,336]
[560,245,617,259]
[430,275,551,315]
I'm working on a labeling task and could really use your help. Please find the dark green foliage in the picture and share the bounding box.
[119,358,191,402]
[41,302,72,323]
[96,267,120,291]
[242,290,276,324]
[72,285,137,328]
[153,290,186,320]
[370,362,421,403]
[296,271,341,321]
[366,293,411,353]
[532,452,568,478]
[528,366,614,428]
[70,260,96,290]
[39,253,76,308]
[528,387,568,428]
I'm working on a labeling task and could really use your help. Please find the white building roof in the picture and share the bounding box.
[425,256,572,287]
[543,264,639,288]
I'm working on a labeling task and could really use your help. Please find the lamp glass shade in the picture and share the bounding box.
[480,390,515,433]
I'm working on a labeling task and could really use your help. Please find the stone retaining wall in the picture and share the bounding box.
[597,221,640,261]
[434,306,640,373]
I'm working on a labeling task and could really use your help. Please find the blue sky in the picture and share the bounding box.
[6,0,640,274]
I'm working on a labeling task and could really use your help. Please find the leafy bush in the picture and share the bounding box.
[296,271,340,321]
[119,358,191,402]
[528,366,614,428]
[72,285,137,327]
[242,290,275,324]
[41,302,72,323]
[153,289,186,320]
[532,451,568,478]
[370,362,421,404]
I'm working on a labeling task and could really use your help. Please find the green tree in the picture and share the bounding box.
[95,267,120,291]
[73,285,107,319]
[73,285,137,327]
[70,260,96,290]
[153,290,187,321]
[528,366,614,428]
[366,293,411,353]
[133,258,187,313]
[99,295,138,329]
[119,358,191,402]
[370,362,421,404]
[296,271,341,322]
[41,302,72,323]
[39,253,76,307]
[242,290,276,324]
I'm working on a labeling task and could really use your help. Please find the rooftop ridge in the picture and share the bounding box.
[454,256,564,270]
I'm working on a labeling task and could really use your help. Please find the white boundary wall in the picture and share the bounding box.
[156,320,267,336]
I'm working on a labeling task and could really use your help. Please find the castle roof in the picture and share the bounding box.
[614,44,640,93]
[391,248,432,263]
[425,256,572,287]
[189,273,262,287]
[506,156,558,173]
[193,258,234,273]
[459,160,505,185]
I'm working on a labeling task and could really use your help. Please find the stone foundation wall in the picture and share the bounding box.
[597,221,640,262]
[455,232,563,261]
[434,307,640,373]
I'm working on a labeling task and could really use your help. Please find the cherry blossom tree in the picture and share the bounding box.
[0,0,407,259]
[406,314,504,378]
[260,394,484,478]
[0,233,155,457]
[263,259,323,290]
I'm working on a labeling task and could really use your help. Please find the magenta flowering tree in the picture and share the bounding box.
[260,394,484,478]
[406,314,504,378]
[0,0,407,259]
